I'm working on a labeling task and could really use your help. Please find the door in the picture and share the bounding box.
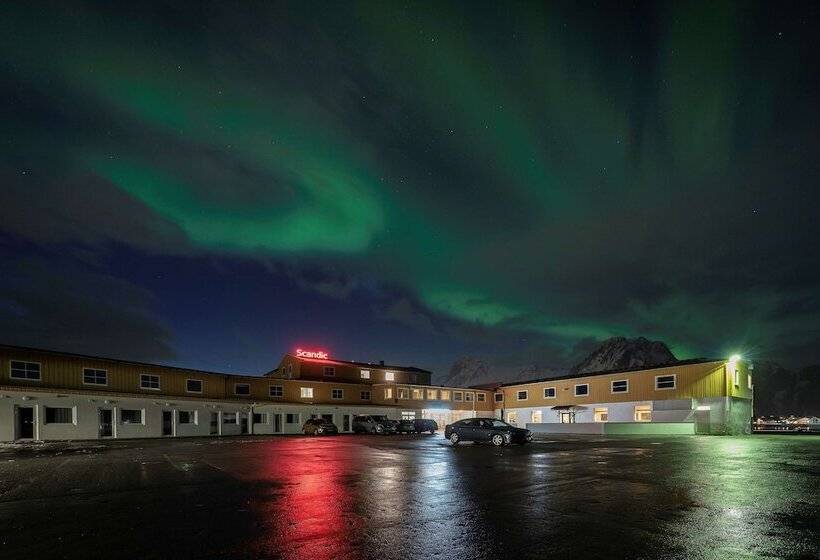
[342,414,351,432]
[162,410,173,436]
[240,413,249,434]
[17,407,34,439]
[210,412,219,435]
[99,409,113,437]
[560,412,575,424]
[274,413,283,433]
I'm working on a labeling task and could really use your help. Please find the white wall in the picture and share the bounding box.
[504,399,698,426]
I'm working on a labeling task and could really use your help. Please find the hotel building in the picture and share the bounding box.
[0,344,752,441]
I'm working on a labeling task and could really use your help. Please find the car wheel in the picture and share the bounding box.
[491,433,505,446]
[449,432,460,444]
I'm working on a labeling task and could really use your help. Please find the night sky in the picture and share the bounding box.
[1,2,819,378]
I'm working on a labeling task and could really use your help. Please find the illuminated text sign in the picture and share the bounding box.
[296,348,329,360]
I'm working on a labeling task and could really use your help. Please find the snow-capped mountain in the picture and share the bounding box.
[571,336,677,374]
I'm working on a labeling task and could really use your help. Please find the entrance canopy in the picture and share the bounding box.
[551,405,587,411]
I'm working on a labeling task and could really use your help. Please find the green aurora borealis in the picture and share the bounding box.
[1,1,819,373]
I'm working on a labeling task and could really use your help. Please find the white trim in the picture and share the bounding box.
[516,390,528,401]
[476,393,486,402]
[323,366,335,377]
[331,388,344,400]
[9,360,42,382]
[269,384,284,398]
[574,383,589,397]
[234,383,251,396]
[360,390,371,401]
[82,367,108,387]
[185,378,203,394]
[654,374,676,390]
[494,392,504,402]
[384,371,395,382]
[139,374,161,391]
[360,370,371,379]
[610,379,629,394]
[300,387,314,399]
[543,387,556,399]
[453,391,464,402]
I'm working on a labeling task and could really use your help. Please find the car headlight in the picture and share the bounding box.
[317,427,324,433]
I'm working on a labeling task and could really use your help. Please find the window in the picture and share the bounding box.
[440,390,451,400]
[332,388,344,399]
[409,373,417,383]
[323,366,335,377]
[634,405,652,422]
[223,412,237,424]
[594,408,609,422]
[140,374,160,390]
[300,387,314,399]
[544,387,556,398]
[611,380,628,393]
[397,387,409,400]
[186,379,203,393]
[121,409,143,424]
[507,412,518,425]
[494,393,503,403]
[655,375,676,390]
[179,411,195,424]
[83,368,107,386]
[453,391,464,402]
[360,370,370,379]
[235,383,250,396]
[384,371,395,381]
[45,407,73,424]
[477,393,486,402]
[384,387,393,399]
[286,413,299,424]
[531,410,542,423]
[402,411,416,420]
[360,390,371,400]
[733,369,740,387]
[464,392,474,402]
[748,374,753,390]
[427,389,438,400]
[574,384,589,396]
[412,388,423,400]
[10,361,40,380]
[253,413,268,424]
[516,390,528,401]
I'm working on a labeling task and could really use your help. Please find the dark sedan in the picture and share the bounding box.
[444,418,532,446]
[302,418,339,436]
[396,419,416,433]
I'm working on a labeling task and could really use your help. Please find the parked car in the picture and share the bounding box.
[413,419,438,434]
[396,419,417,434]
[302,418,339,436]
[444,418,532,446]
[352,415,397,434]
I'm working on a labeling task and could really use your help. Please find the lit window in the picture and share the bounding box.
[397,387,409,400]
[331,388,344,399]
[140,374,160,390]
[45,407,73,424]
[440,390,451,400]
[402,411,416,420]
[454,391,464,402]
[360,391,371,400]
[544,387,556,398]
[10,361,41,380]
[507,412,518,425]
[494,393,503,402]
[427,389,438,400]
[83,368,107,385]
[385,387,393,399]
[187,379,203,393]
[235,383,250,396]
[517,390,528,401]
[323,366,335,377]
[269,385,283,397]
[385,371,395,382]
[300,387,314,398]
[655,375,676,390]
[477,393,486,402]
[611,380,628,393]
[464,392,474,402]
[733,369,740,387]
[634,405,652,422]
[531,410,542,423]
[121,409,143,424]
[594,408,608,422]
[747,374,753,390]
[574,384,589,396]
[412,388,423,400]
[360,370,370,379]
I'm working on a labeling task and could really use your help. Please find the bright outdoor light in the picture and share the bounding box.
[729,354,741,362]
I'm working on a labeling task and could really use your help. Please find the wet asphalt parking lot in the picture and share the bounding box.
[0,434,818,560]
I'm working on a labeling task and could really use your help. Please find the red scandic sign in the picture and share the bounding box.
[296,348,329,360]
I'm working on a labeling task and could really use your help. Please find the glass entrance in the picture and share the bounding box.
[162,410,173,436]
[99,409,113,437]
[342,414,351,432]
[210,412,219,435]
[274,413,283,433]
